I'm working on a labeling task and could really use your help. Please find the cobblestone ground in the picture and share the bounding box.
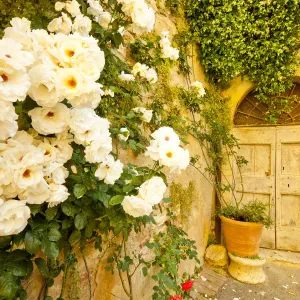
[215,261,300,300]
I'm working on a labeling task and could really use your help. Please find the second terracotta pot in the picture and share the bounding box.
[220,216,263,257]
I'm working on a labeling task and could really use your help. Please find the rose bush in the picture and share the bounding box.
[0,0,204,299]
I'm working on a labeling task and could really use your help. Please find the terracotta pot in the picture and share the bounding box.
[220,216,263,257]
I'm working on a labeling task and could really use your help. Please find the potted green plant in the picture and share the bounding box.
[216,200,273,257]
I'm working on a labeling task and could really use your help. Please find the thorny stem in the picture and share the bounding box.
[60,262,68,298]
[123,240,133,300]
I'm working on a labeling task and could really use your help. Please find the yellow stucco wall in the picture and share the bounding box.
[223,65,300,122]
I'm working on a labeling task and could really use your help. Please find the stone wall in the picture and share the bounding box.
[23,2,214,299]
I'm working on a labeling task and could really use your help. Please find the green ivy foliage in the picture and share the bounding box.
[185,0,300,121]
[0,0,57,37]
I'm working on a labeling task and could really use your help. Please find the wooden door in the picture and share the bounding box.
[276,126,300,251]
[225,127,276,249]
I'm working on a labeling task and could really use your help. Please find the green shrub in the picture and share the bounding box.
[216,200,273,228]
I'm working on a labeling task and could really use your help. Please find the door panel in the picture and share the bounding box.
[276,126,300,251]
[228,127,276,249]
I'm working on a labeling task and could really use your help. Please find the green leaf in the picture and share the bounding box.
[0,236,11,249]
[109,195,124,206]
[96,192,110,207]
[123,183,135,193]
[18,289,27,300]
[28,204,42,216]
[142,267,148,276]
[74,213,87,230]
[73,184,87,199]
[61,202,77,217]
[24,231,41,254]
[131,176,144,185]
[69,230,81,246]
[84,219,95,238]
[145,242,155,249]
[45,207,58,221]
[35,258,50,278]
[0,274,18,299]
[5,261,32,277]
[162,198,172,203]
[41,237,59,260]
[7,250,28,261]
[62,219,73,229]
[48,228,62,242]
[47,278,54,288]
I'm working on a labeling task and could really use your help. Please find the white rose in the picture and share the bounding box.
[69,108,99,133]
[0,199,30,236]
[29,65,64,107]
[131,62,148,77]
[84,136,112,163]
[0,69,31,102]
[3,144,45,170]
[68,91,102,109]
[4,18,32,51]
[0,157,13,186]
[47,183,69,207]
[158,145,190,174]
[72,14,92,36]
[38,139,59,163]
[56,68,85,100]
[190,81,206,97]
[122,195,153,218]
[138,176,166,205]
[151,126,180,147]
[87,0,103,16]
[119,71,135,82]
[14,165,43,189]
[47,164,69,184]
[8,131,33,146]
[19,179,50,204]
[144,68,157,83]
[145,140,160,161]
[133,107,153,123]
[55,1,66,11]
[51,139,73,164]
[95,155,123,185]
[47,13,72,35]
[162,45,179,61]
[1,182,23,199]
[118,127,129,142]
[69,108,110,144]
[98,11,113,29]
[0,38,34,71]
[65,0,81,17]
[0,101,18,141]
[28,103,70,135]
[30,29,55,53]
[131,2,155,34]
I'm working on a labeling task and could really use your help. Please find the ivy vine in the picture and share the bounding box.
[185,0,300,122]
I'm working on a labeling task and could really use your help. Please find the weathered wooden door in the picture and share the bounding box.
[276,126,300,251]
[225,126,300,251]
[229,127,276,249]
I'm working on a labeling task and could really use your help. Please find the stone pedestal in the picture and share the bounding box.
[228,252,266,284]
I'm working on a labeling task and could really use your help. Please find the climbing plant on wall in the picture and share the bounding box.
[0,1,201,300]
[185,0,300,122]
